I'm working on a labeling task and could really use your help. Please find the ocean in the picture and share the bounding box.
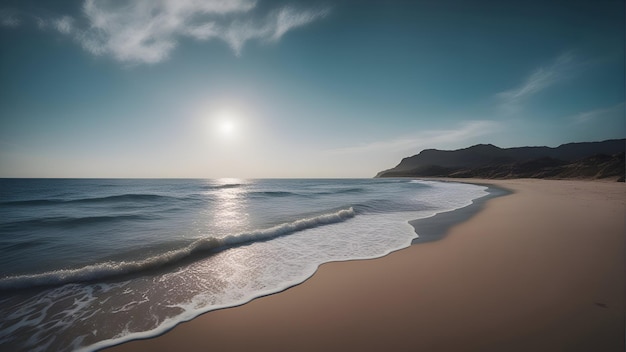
[0,178,487,351]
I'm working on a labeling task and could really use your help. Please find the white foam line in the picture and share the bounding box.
[0,208,356,291]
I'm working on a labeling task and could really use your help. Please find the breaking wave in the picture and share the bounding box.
[0,207,356,290]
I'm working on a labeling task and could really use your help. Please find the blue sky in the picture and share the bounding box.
[0,0,624,178]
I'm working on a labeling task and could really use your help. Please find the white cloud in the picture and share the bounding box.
[0,9,20,27]
[570,102,625,124]
[330,120,501,155]
[54,16,74,34]
[220,6,329,56]
[0,0,330,64]
[270,6,330,42]
[496,52,576,112]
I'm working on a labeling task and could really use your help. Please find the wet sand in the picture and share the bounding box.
[106,179,625,352]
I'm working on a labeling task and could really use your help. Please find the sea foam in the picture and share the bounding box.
[0,208,355,290]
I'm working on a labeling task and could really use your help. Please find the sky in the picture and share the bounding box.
[0,0,624,178]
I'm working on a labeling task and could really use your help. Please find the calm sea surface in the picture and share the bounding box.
[0,178,487,351]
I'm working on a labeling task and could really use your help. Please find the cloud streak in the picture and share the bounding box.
[0,9,20,27]
[570,102,625,125]
[496,52,576,112]
[330,120,501,155]
[1,0,330,64]
[217,5,329,56]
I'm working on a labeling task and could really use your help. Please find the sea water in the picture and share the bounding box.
[0,178,487,351]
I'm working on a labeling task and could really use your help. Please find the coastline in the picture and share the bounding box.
[105,179,625,352]
[410,182,511,244]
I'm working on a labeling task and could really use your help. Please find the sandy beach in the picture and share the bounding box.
[106,179,625,352]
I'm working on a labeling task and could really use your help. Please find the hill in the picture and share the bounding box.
[376,139,625,181]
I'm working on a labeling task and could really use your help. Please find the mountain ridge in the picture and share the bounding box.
[376,139,625,181]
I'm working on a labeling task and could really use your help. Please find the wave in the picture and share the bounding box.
[249,191,297,198]
[0,199,60,206]
[1,194,178,206]
[0,238,50,251]
[2,215,153,228]
[0,207,356,291]
[249,188,365,198]
[353,198,431,214]
[312,187,365,195]
[202,184,243,190]
[1,187,365,207]
[73,194,174,203]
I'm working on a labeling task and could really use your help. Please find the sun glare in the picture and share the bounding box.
[213,109,239,138]
[220,120,235,135]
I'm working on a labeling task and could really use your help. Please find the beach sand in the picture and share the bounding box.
[105,179,625,352]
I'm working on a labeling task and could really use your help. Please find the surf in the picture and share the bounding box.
[0,207,356,290]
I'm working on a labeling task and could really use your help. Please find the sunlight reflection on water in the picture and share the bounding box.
[210,179,250,236]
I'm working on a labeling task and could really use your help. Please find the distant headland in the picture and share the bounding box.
[376,139,625,181]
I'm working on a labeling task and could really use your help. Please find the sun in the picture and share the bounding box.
[219,120,235,135]
[214,109,239,138]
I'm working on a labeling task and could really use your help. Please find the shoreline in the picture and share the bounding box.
[94,180,500,351]
[410,182,511,244]
[105,179,625,352]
